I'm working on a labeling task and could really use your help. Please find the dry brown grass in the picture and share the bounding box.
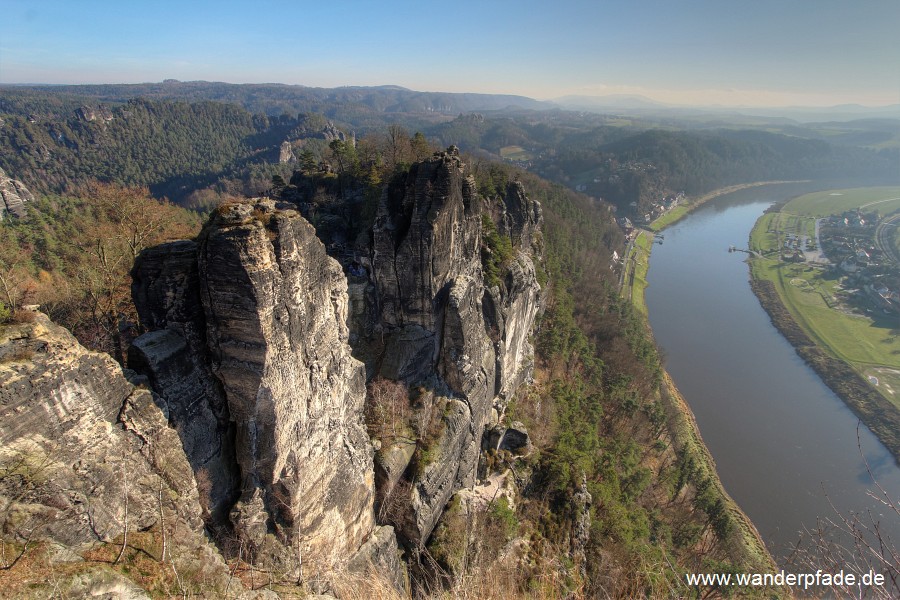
[11,309,36,324]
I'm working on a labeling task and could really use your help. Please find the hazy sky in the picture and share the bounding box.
[1,0,898,107]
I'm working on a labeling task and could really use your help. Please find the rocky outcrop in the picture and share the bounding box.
[121,148,543,589]
[322,122,349,143]
[200,200,374,566]
[131,199,379,574]
[484,253,542,400]
[130,240,240,523]
[367,148,542,549]
[0,167,34,220]
[485,421,531,454]
[0,309,236,593]
[76,104,114,123]
[279,141,296,164]
[373,148,482,333]
[498,180,542,248]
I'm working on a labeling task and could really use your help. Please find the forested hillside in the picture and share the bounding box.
[1,91,783,595]
[0,98,292,200]
[3,86,897,217]
[0,184,200,359]
[0,82,545,130]
[430,114,900,213]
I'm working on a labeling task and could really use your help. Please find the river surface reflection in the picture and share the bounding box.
[645,182,900,562]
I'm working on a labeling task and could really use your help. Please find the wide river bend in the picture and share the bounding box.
[645,182,900,562]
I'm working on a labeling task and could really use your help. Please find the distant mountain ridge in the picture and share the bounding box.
[554,94,900,122]
[0,80,549,120]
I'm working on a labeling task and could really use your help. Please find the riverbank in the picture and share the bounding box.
[659,373,776,575]
[748,277,900,463]
[622,230,653,314]
[745,187,900,464]
[649,181,807,231]
[619,230,779,580]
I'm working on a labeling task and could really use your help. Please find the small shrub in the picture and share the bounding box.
[481,214,514,288]
[489,496,518,540]
[12,309,36,324]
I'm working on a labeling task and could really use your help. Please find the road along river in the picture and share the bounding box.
[644,182,900,563]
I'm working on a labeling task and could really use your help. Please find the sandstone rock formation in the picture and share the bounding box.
[199,200,374,566]
[0,166,34,221]
[279,141,296,164]
[76,104,114,123]
[121,148,542,590]
[0,143,544,596]
[0,309,236,593]
[367,148,542,549]
[131,199,389,577]
[130,240,240,523]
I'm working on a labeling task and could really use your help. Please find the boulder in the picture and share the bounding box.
[0,167,34,220]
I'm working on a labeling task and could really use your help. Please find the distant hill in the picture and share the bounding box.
[0,81,548,127]
[554,94,668,110]
[1,86,896,216]
[553,94,900,123]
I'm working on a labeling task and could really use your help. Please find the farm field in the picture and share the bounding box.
[499,145,532,161]
[749,190,900,409]
[782,186,900,217]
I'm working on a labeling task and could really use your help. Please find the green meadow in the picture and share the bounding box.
[499,145,532,161]
[628,230,654,314]
[782,186,900,217]
[749,190,900,409]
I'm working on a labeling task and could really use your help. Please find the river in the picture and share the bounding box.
[644,182,900,563]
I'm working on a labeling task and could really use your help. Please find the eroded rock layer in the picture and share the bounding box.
[124,148,543,584]
[367,149,543,548]
[0,310,236,592]
[132,199,377,569]
[199,200,374,565]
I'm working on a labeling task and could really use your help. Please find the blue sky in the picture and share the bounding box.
[1,0,898,107]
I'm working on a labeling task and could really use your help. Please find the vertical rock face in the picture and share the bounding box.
[499,180,542,248]
[368,148,543,548]
[279,141,296,164]
[373,148,482,333]
[0,166,34,220]
[130,241,239,522]
[486,253,542,400]
[198,200,374,564]
[132,199,377,570]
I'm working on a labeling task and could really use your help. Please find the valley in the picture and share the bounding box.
[1,83,898,598]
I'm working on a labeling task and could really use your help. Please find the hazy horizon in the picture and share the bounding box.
[1,0,898,109]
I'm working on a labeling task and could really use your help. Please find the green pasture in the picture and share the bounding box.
[648,205,690,231]
[499,145,532,161]
[783,186,900,218]
[749,211,900,408]
[625,231,653,316]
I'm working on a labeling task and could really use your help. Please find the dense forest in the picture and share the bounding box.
[0,82,546,133]
[4,85,897,222]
